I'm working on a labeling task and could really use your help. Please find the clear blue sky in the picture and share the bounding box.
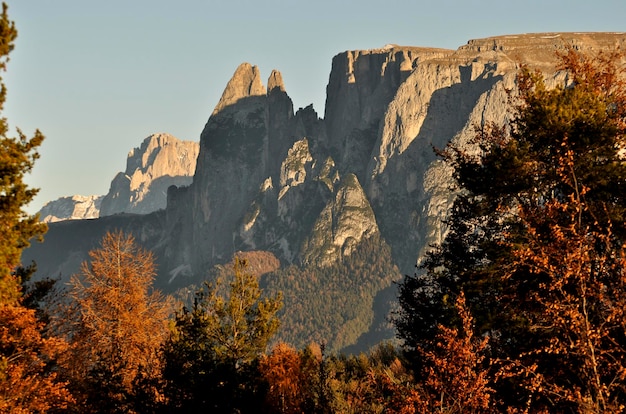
[5,0,626,214]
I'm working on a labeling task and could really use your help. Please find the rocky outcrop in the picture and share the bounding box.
[324,46,451,181]
[38,195,103,222]
[186,63,270,272]
[300,173,378,267]
[100,133,199,216]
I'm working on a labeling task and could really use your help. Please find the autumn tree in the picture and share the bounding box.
[162,256,282,413]
[396,49,626,411]
[57,231,171,413]
[496,158,626,412]
[259,342,306,413]
[0,305,73,413]
[416,293,496,413]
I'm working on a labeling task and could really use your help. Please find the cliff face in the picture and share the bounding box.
[24,32,626,352]
[100,133,199,216]
[362,33,626,269]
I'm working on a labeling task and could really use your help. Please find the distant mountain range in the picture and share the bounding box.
[24,33,626,353]
[38,132,199,222]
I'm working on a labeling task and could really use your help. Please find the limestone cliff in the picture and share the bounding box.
[300,173,378,267]
[100,133,199,216]
[358,33,626,270]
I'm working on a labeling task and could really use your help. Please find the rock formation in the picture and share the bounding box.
[38,195,103,222]
[100,133,199,216]
[39,133,199,221]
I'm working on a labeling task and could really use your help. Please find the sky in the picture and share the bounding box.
[4,0,626,214]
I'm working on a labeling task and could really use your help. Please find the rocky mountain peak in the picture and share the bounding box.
[38,133,199,221]
[212,62,266,116]
[99,133,199,216]
[38,195,103,223]
[267,69,286,93]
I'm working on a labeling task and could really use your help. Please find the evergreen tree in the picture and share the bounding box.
[162,256,282,413]
[395,49,626,411]
[0,3,74,412]
[0,2,46,305]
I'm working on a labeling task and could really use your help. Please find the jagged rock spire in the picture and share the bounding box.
[212,63,266,115]
[267,69,286,93]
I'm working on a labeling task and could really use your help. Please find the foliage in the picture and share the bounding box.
[0,4,73,412]
[0,1,46,305]
[162,256,282,412]
[417,293,496,413]
[396,49,626,411]
[264,234,401,352]
[57,231,171,412]
[0,304,74,413]
[496,165,626,412]
[259,342,309,413]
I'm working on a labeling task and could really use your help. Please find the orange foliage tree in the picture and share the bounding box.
[57,231,171,412]
[416,293,496,413]
[259,342,306,413]
[498,151,626,413]
[0,305,74,413]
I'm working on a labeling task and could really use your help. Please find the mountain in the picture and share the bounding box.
[100,132,199,216]
[37,133,199,221]
[39,195,103,223]
[23,32,626,352]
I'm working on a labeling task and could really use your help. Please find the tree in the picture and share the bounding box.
[396,49,626,411]
[496,162,626,412]
[162,256,282,412]
[57,231,171,412]
[0,1,46,305]
[417,293,496,413]
[0,3,73,412]
[0,304,74,413]
[259,342,305,413]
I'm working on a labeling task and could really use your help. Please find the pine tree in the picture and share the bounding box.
[0,3,74,412]
[0,2,46,305]
[162,256,282,412]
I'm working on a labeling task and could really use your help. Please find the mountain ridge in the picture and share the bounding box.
[38,133,199,221]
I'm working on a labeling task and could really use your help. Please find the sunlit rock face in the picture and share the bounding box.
[100,132,199,216]
[39,133,199,222]
[38,195,103,222]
